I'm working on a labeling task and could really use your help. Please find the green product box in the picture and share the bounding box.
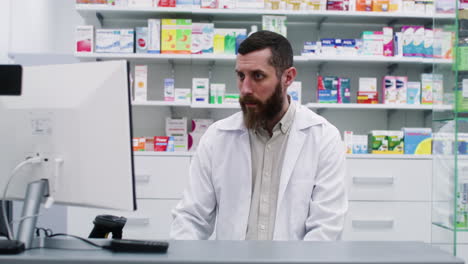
[176,19,192,54]
[368,130,388,154]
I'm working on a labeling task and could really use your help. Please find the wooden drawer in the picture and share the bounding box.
[67,199,179,240]
[134,156,190,199]
[342,201,431,242]
[346,158,432,201]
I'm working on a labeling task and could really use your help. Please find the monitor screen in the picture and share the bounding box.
[0,65,22,96]
[0,61,136,212]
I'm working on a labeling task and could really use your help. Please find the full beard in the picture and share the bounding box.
[239,82,284,130]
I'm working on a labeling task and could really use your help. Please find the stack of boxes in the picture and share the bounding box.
[345,128,433,155]
[317,76,350,103]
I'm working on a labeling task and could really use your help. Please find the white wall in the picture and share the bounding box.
[0,0,11,63]
[8,0,82,55]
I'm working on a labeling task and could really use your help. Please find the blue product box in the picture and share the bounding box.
[403,128,432,154]
[317,76,338,103]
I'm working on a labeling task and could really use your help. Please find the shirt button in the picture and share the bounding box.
[262,197,268,203]
[259,224,266,230]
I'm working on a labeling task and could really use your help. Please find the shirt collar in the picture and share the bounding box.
[255,99,296,136]
[277,100,296,135]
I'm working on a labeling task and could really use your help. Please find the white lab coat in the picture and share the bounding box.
[170,103,348,240]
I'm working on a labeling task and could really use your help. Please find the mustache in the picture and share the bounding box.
[239,95,262,105]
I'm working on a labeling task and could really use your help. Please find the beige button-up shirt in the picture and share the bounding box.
[246,101,297,240]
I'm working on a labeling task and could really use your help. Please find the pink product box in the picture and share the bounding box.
[383,27,394,57]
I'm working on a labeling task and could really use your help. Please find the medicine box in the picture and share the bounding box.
[403,127,432,154]
[135,27,148,53]
[95,29,120,53]
[174,88,191,103]
[317,76,338,103]
[382,76,397,104]
[192,78,209,104]
[120,29,135,53]
[368,130,388,154]
[288,81,302,103]
[75,25,94,53]
[134,65,148,102]
[407,81,421,104]
[395,76,408,104]
[148,19,161,54]
[338,78,351,103]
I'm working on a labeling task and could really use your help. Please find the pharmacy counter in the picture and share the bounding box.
[0,240,463,264]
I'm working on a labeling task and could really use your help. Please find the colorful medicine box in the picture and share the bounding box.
[317,76,338,103]
[403,127,432,154]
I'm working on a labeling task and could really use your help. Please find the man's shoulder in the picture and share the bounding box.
[209,111,245,132]
[295,104,328,128]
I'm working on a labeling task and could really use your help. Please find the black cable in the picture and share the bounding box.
[46,233,103,249]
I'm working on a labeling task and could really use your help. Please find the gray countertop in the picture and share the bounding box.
[0,240,463,264]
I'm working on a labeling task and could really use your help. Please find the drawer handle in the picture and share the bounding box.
[135,174,151,183]
[352,219,394,229]
[352,176,394,185]
[126,217,150,226]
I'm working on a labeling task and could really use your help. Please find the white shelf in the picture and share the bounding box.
[133,151,433,159]
[132,101,451,111]
[132,101,191,106]
[76,53,452,65]
[134,151,193,157]
[132,101,240,109]
[347,154,433,159]
[191,104,240,109]
[306,103,452,110]
[76,5,454,23]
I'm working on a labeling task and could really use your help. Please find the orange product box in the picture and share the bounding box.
[133,137,145,151]
[356,0,372,10]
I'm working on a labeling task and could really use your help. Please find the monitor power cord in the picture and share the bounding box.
[2,156,42,240]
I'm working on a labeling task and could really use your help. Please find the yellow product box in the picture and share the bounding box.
[161,19,177,54]
[213,29,226,54]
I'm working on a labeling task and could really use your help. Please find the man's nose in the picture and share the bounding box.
[239,77,253,96]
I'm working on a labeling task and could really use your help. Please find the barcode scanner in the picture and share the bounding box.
[88,215,127,239]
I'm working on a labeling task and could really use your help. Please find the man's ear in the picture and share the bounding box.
[282,67,297,87]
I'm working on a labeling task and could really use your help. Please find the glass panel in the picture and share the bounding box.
[432,0,459,256]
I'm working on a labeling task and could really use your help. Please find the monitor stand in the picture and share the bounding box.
[17,179,111,250]
[17,179,49,249]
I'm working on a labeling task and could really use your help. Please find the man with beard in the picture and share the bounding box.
[170,30,347,241]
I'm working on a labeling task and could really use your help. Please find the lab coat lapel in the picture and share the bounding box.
[238,129,252,239]
[276,123,306,212]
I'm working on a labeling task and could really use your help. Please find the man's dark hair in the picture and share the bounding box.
[238,30,293,78]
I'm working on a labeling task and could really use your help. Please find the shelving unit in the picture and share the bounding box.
[74,3,450,244]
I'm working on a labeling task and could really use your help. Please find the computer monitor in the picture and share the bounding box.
[0,60,136,248]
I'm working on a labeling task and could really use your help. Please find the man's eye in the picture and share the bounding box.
[254,73,264,79]
[237,73,245,80]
